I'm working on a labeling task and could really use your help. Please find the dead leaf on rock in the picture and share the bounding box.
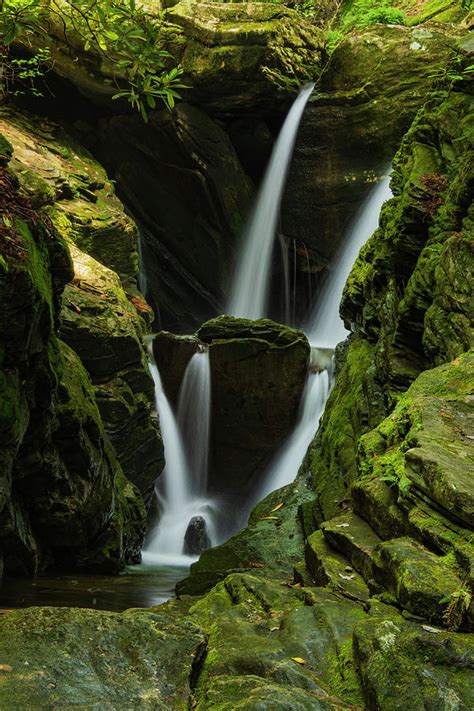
[270,503,284,513]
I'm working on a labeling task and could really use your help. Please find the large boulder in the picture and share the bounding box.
[155,316,310,493]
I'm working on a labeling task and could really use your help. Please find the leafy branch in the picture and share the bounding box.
[0,0,186,120]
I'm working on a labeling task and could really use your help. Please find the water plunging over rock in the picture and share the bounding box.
[307,171,393,349]
[143,343,216,564]
[179,170,394,594]
[177,349,211,498]
[227,83,315,319]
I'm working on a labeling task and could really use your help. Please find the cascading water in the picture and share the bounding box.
[143,345,216,565]
[248,171,393,502]
[227,83,315,319]
[177,350,211,497]
[248,367,330,509]
[306,172,393,349]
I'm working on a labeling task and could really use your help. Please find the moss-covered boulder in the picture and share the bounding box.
[0,108,138,280]
[201,315,310,490]
[60,245,164,504]
[0,108,164,508]
[0,602,205,708]
[0,161,146,577]
[20,1,323,113]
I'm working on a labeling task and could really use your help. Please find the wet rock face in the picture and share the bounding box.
[95,103,253,333]
[0,157,145,577]
[183,516,211,556]
[60,246,164,505]
[156,316,310,493]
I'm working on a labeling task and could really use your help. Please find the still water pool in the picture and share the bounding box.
[0,562,189,612]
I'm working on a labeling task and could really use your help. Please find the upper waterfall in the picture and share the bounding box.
[306,171,392,348]
[227,83,315,319]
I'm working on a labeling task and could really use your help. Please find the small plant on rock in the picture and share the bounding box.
[0,0,185,120]
[441,585,472,631]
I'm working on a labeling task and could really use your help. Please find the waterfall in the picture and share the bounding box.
[177,350,211,497]
[306,172,392,349]
[279,232,291,325]
[227,83,314,319]
[251,172,392,502]
[143,344,216,566]
[249,368,330,508]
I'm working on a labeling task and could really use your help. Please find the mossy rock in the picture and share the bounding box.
[354,614,474,710]
[178,479,314,595]
[0,108,139,280]
[201,315,310,491]
[304,336,385,522]
[188,573,366,708]
[59,244,164,504]
[0,603,205,709]
[0,161,145,577]
[305,530,371,603]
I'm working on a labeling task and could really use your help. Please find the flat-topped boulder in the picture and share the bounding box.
[200,316,310,490]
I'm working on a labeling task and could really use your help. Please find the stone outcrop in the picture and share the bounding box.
[0,108,164,506]
[309,77,474,520]
[0,146,146,577]
[20,1,323,113]
[282,23,462,320]
[94,103,253,332]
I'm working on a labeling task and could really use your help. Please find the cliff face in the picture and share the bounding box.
[0,110,164,578]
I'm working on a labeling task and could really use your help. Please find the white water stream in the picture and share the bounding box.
[177,350,211,497]
[142,79,392,565]
[227,83,315,319]
[143,346,216,566]
[306,173,393,348]
[251,170,392,502]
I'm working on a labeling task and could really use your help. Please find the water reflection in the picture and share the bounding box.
[0,562,189,612]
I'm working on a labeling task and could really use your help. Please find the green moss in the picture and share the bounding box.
[307,336,384,521]
[0,132,13,160]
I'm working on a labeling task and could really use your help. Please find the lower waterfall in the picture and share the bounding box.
[143,344,216,566]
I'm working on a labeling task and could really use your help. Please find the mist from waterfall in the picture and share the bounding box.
[143,347,216,566]
[227,83,314,319]
[307,172,392,349]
